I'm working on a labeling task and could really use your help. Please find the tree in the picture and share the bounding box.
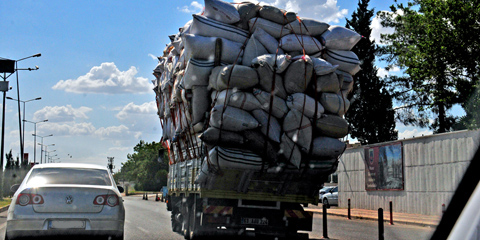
[345,0,398,144]
[114,140,168,191]
[378,0,480,132]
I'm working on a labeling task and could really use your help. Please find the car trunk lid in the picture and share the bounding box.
[31,186,113,213]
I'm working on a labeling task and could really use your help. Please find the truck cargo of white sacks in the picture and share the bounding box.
[152,0,362,185]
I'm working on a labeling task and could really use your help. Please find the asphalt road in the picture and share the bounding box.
[0,196,435,240]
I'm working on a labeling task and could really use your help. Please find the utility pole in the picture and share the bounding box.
[107,157,114,174]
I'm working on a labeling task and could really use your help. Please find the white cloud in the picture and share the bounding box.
[38,122,96,136]
[94,125,133,139]
[178,1,203,14]
[236,0,348,23]
[148,53,157,60]
[52,62,151,94]
[398,128,433,139]
[116,101,157,120]
[377,66,401,78]
[33,105,92,123]
[370,10,404,44]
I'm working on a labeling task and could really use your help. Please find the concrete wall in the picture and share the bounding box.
[337,130,480,216]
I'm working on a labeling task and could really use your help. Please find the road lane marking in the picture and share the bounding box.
[137,226,149,233]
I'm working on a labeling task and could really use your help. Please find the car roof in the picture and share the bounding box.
[31,163,108,170]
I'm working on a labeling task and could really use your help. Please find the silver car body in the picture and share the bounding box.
[6,163,125,239]
[319,186,334,203]
[322,186,338,206]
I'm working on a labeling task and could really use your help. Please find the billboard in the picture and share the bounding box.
[364,142,404,191]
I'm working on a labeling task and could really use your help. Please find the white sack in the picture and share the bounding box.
[285,17,329,36]
[320,92,350,116]
[279,34,323,55]
[191,85,211,125]
[252,27,284,55]
[286,93,324,119]
[280,134,302,169]
[191,15,249,43]
[315,114,349,138]
[209,65,259,91]
[324,49,361,75]
[183,59,215,89]
[249,17,291,39]
[310,136,346,159]
[208,146,264,170]
[258,5,296,24]
[320,25,362,51]
[314,72,342,93]
[209,105,259,132]
[183,34,244,64]
[283,109,312,153]
[312,57,339,75]
[204,0,240,24]
[242,35,269,66]
[252,109,281,143]
[284,55,314,94]
[235,2,261,30]
[251,54,292,73]
[215,90,262,111]
[253,88,288,119]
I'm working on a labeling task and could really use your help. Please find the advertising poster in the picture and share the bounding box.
[364,142,404,191]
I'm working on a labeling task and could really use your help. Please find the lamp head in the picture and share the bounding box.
[33,53,41,58]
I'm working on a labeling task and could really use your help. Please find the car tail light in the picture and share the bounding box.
[94,195,119,207]
[16,193,44,206]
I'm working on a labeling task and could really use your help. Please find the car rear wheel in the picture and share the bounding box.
[323,198,330,208]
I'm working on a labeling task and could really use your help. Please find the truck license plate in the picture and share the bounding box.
[241,218,268,226]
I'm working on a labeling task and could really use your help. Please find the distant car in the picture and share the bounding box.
[319,186,334,203]
[322,186,338,207]
[5,163,125,240]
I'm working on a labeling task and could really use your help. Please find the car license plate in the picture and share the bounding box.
[49,220,85,229]
[241,217,268,226]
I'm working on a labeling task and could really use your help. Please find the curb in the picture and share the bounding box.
[0,205,9,213]
[305,209,438,228]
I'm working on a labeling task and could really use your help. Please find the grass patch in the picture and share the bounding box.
[0,198,11,208]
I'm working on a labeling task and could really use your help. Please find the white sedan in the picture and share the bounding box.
[5,163,125,240]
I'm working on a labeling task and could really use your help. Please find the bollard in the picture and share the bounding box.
[348,198,351,220]
[442,203,446,214]
[323,204,329,239]
[145,192,148,200]
[389,201,394,225]
[378,208,384,240]
[156,193,160,201]
[142,193,145,200]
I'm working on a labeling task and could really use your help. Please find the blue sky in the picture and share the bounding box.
[1,0,439,168]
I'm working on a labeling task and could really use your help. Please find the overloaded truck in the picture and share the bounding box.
[152,0,363,238]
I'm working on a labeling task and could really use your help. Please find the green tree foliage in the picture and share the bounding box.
[378,0,480,133]
[345,0,398,144]
[115,140,168,191]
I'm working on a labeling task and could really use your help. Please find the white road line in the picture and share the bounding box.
[137,226,149,233]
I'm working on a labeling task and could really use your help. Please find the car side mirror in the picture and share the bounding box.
[10,184,20,193]
[117,186,124,193]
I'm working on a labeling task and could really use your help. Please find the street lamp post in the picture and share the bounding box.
[46,149,56,163]
[0,53,41,167]
[35,134,53,164]
[7,97,42,155]
[24,119,47,163]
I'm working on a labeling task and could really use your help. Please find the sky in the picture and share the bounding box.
[0,0,443,169]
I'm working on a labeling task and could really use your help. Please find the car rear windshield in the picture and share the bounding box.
[26,168,112,186]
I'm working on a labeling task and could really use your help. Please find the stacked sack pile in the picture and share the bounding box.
[152,0,362,185]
